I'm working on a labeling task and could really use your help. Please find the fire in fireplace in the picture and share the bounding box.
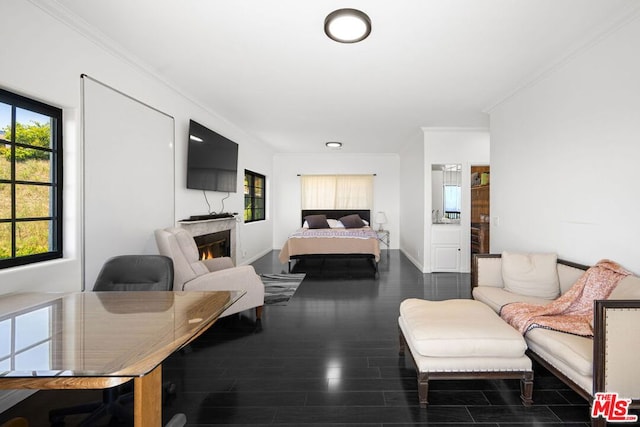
[193,230,231,260]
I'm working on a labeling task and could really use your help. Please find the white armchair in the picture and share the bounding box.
[154,227,264,319]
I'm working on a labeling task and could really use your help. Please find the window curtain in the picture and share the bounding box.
[301,175,373,209]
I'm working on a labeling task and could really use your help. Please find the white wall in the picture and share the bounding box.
[423,129,490,272]
[272,153,400,253]
[0,0,274,295]
[398,131,426,270]
[489,15,640,273]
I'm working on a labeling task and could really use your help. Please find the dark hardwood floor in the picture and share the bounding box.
[0,250,596,426]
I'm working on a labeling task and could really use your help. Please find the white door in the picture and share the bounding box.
[432,245,460,272]
[431,225,461,272]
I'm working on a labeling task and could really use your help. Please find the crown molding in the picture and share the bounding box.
[484,3,640,113]
[28,0,159,80]
[26,0,271,149]
[421,127,489,133]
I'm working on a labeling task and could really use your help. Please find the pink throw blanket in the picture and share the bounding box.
[500,259,630,337]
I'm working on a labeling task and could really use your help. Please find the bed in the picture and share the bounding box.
[279,209,380,277]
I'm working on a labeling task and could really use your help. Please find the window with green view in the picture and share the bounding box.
[0,88,63,269]
[244,170,265,223]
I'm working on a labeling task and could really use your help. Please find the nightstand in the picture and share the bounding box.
[376,230,390,258]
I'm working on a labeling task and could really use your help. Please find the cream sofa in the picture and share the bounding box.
[472,253,640,425]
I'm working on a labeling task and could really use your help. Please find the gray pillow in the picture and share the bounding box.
[339,214,365,228]
[304,214,329,229]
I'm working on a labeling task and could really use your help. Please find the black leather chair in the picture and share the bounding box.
[49,255,184,427]
[93,254,174,292]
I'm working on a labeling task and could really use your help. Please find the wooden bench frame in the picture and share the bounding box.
[398,326,534,408]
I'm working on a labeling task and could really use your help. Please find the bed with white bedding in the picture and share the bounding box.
[279,210,380,277]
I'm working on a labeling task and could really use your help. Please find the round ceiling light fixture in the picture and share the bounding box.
[324,8,371,43]
[326,141,343,149]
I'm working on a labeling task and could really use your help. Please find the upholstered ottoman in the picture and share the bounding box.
[398,298,533,407]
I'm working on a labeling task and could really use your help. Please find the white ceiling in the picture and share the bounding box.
[46,0,639,153]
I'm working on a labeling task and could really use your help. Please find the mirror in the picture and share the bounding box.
[431,164,461,224]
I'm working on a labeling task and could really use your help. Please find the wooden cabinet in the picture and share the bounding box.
[471,166,490,255]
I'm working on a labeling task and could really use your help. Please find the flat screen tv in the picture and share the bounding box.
[186,119,238,193]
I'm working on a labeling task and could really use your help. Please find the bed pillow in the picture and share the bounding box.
[339,214,366,229]
[501,251,560,300]
[327,219,345,228]
[304,214,330,229]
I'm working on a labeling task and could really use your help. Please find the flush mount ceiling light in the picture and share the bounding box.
[324,8,371,43]
[326,141,343,148]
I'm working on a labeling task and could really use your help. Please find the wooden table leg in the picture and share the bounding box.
[133,364,162,426]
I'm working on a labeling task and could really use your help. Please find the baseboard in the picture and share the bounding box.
[400,249,425,273]
[240,248,273,267]
[0,390,36,413]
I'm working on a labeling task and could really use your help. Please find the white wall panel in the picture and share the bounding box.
[82,77,174,287]
[399,132,426,270]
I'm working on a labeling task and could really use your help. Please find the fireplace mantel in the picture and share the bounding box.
[178,217,237,263]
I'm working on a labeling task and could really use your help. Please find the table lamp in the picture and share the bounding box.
[375,211,388,231]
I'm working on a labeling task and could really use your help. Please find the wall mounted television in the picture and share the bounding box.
[186,119,238,193]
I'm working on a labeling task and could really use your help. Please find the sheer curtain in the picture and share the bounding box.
[301,175,373,209]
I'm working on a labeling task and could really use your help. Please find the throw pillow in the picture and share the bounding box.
[339,214,366,228]
[304,214,330,229]
[501,251,560,300]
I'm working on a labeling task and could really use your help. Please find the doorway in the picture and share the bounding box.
[470,166,490,265]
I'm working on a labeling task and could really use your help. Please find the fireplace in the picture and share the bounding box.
[193,230,231,260]
[178,216,236,264]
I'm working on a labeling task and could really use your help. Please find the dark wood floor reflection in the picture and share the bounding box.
[0,250,594,426]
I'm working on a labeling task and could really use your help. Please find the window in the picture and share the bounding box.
[0,88,63,269]
[244,170,265,222]
[443,185,462,218]
[300,174,373,209]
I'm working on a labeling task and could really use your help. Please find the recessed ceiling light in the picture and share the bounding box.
[326,141,343,148]
[324,9,371,44]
